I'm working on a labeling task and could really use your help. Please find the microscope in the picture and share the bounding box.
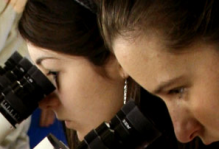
[36,94,172,149]
[0,52,55,143]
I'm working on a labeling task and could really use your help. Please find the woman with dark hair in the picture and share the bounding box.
[18,0,135,148]
[100,0,219,147]
[18,0,197,148]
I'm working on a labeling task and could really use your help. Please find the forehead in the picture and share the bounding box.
[27,43,104,74]
[113,34,216,92]
[27,43,73,62]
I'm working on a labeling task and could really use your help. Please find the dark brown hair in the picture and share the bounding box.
[100,0,219,51]
[19,0,109,66]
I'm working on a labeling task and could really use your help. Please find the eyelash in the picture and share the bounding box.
[168,87,185,99]
[47,71,59,84]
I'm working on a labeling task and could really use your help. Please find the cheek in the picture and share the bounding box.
[189,94,219,135]
[56,71,90,107]
[57,79,75,104]
[188,81,219,129]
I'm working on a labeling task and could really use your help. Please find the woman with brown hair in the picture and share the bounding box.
[18,0,134,148]
[100,0,219,147]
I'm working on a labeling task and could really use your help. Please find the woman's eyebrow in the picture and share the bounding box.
[36,57,57,65]
[152,76,185,94]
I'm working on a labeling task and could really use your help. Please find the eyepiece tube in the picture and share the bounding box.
[0,52,56,143]
[78,100,162,149]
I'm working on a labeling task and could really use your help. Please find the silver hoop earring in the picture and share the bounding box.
[124,79,128,105]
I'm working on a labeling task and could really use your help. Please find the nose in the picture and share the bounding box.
[167,102,202,143]
[173,117,202,143]
[39,93,60,110]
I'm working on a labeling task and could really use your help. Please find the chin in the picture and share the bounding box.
[64,120,72,128]
[77,128,93,141]
[77,132,85,141]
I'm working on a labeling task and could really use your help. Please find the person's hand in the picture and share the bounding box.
[7,0,27,13]
[39,109,56,127]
